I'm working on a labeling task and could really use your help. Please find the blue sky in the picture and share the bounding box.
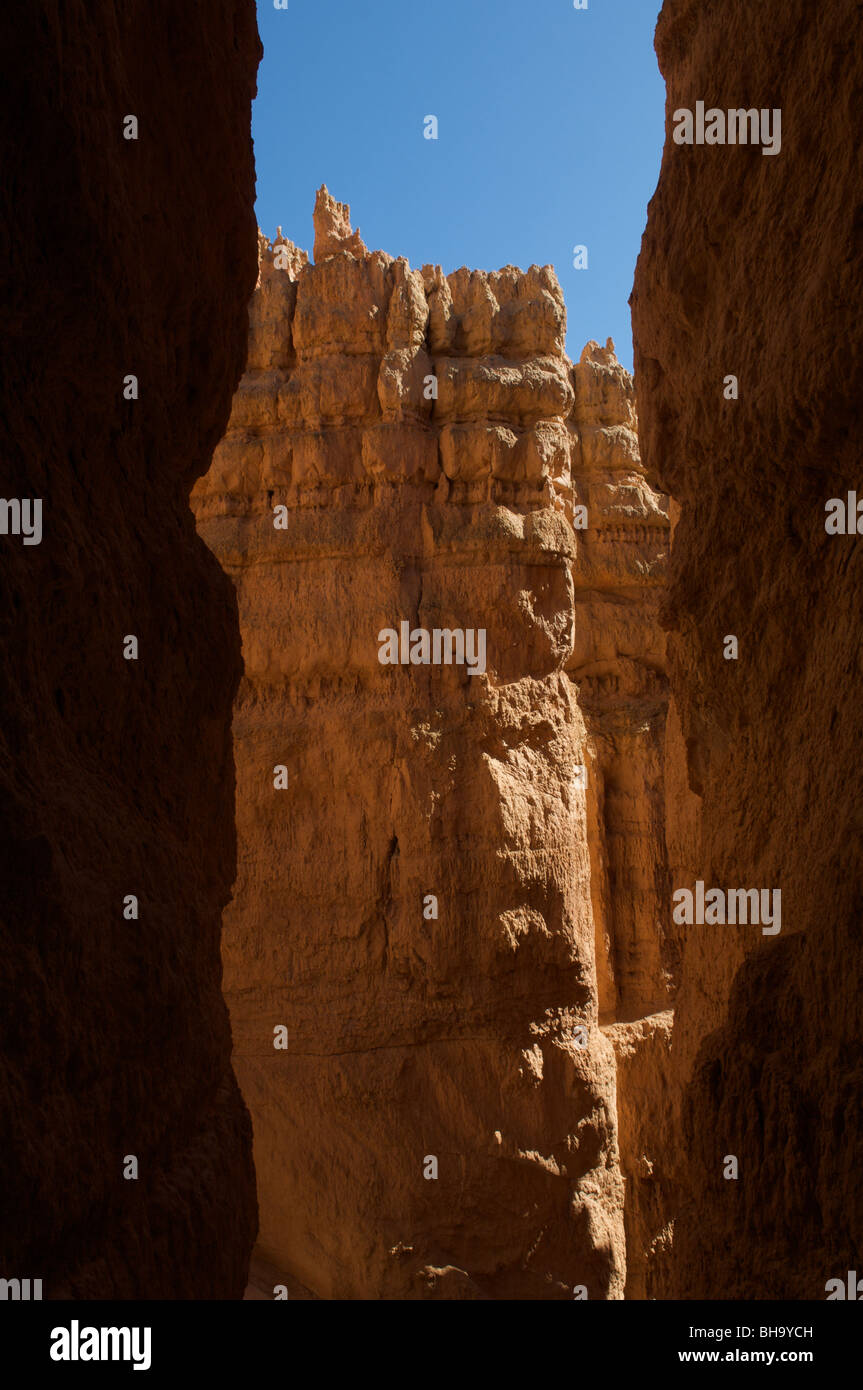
[252,0,665,371]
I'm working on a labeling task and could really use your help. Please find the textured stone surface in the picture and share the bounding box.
[570,341,671,1026]
[0,1,260,1297]
[606,1013,674,1299]
[195,189,669,1298]
[631,0,863,1298]
[568,343,673,1298]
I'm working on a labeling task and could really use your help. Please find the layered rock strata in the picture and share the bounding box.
[568,342,673,1297]
[195,188,669,1298]
[631,0,863,1298]
[0,0,260,1296]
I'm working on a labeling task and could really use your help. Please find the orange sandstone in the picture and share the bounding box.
[194,188,670,1299]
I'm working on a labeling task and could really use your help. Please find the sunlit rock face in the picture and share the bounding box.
[195,188,669,1299]
[632,0,863,1298]
[567,340,672,1298]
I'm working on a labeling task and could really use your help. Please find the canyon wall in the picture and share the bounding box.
[631,0,863,1297]
[194,189,670,1298]
[0,1,260,1296]
[567,342,673,1297]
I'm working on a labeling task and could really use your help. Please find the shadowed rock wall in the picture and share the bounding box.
[632,0,863,1299]
[0,0,261,1297]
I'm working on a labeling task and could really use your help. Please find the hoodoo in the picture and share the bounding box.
[194,187,670,1299]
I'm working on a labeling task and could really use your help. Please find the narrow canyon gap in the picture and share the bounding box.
[194,189,670,1299]
[0,1,261,1296]
[198,0,863,1301]
[7,0,855,1305]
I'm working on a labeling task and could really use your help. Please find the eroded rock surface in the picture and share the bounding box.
[568,342,673,1298]
[195,188,669,1298]
[0,0,260,1297]
[631,0,863,1298]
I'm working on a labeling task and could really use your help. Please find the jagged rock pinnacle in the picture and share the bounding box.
[313,184,368,262]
